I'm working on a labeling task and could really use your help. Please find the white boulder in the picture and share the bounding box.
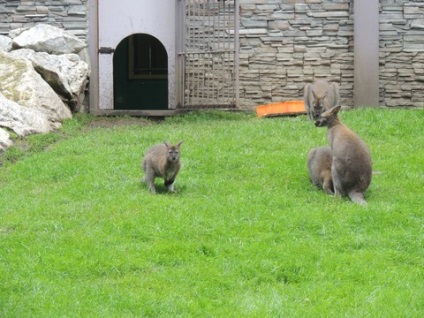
[0,35,12,52]
[0,128,13,151]
[0,24,92,148]
[0,50,72,124]
[0,92,52,137]
[9,49,90,112]
[12,24,86,55]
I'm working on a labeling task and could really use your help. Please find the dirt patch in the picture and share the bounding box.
[87,117,156,129]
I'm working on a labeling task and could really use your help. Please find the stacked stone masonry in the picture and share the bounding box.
[380,0,424,107]
[0,0,87,40]
[1,0,424,108]
[239,0,354,107]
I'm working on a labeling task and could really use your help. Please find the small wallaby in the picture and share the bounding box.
[142,141,183,194]
[304,79,340,120]
[315,106,372,205]
[307,146,334,195]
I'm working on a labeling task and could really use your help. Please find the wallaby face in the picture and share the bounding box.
[314,104,340,128]
[304,79,340,120]
[307,146,334,195]
[315,106,372,205]
[311,91,327,121]
[142,141,183,194]
[165,142,181,163]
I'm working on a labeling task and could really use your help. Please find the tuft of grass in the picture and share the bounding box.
[0,108,423,317]
[0,114,95,166]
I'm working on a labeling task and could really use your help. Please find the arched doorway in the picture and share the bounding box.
[113,34,168,110]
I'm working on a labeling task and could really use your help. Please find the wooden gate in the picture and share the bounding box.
[177,0,239,109]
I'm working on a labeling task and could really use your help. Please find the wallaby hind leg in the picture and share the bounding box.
[143,169,157,194]
[141,159,148,183]
[146,179,156,194]
[348,191,367,205]
[304,84,313,120]
[322,177,334,195]
[331,164,344,197]
[331,175,343,197]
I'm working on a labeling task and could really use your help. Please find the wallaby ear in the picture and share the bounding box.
[304,84,312,103]
[304,83,311,94]
[164,141,170,148]
[177,141,184,148]
[332,105,342,114]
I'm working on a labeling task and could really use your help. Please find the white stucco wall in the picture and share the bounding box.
[98,0,177,110]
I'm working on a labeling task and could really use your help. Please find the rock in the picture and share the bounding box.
[77,47,91,66]
[0,128,13,151]
[9,49,90,112]
[0,92,52,137]
[11,24,86,55]
[9,28,28,39]
[0,50,72,124]
[0,35,12,52]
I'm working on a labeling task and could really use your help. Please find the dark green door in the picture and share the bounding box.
[113,34,168,110]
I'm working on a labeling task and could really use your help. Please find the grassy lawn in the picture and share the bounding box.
[0,108,423,317]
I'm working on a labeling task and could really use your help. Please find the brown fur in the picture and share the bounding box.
[304,79,340,120]
[315,106,372,205]
[307,146,334,195]
[142,141,183,194]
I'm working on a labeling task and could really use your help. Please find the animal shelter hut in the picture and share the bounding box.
[90,0,240,116]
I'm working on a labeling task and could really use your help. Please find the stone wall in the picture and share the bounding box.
[380,0,424,107]
[239,0,424,108]
[0,0,87,39]
[239,0,354,108]
[1,0,424,108]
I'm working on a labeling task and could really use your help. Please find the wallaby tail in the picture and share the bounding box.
[348,191,367,205]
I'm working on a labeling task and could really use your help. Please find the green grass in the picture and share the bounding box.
[0,108,423,317]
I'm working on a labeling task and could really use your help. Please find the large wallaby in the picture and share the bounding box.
[307,146,334,195]
[142,141,183,194]
[315,106,372,204]
[304,79,340,120]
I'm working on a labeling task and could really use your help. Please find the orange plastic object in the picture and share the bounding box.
[256,100,306,118]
